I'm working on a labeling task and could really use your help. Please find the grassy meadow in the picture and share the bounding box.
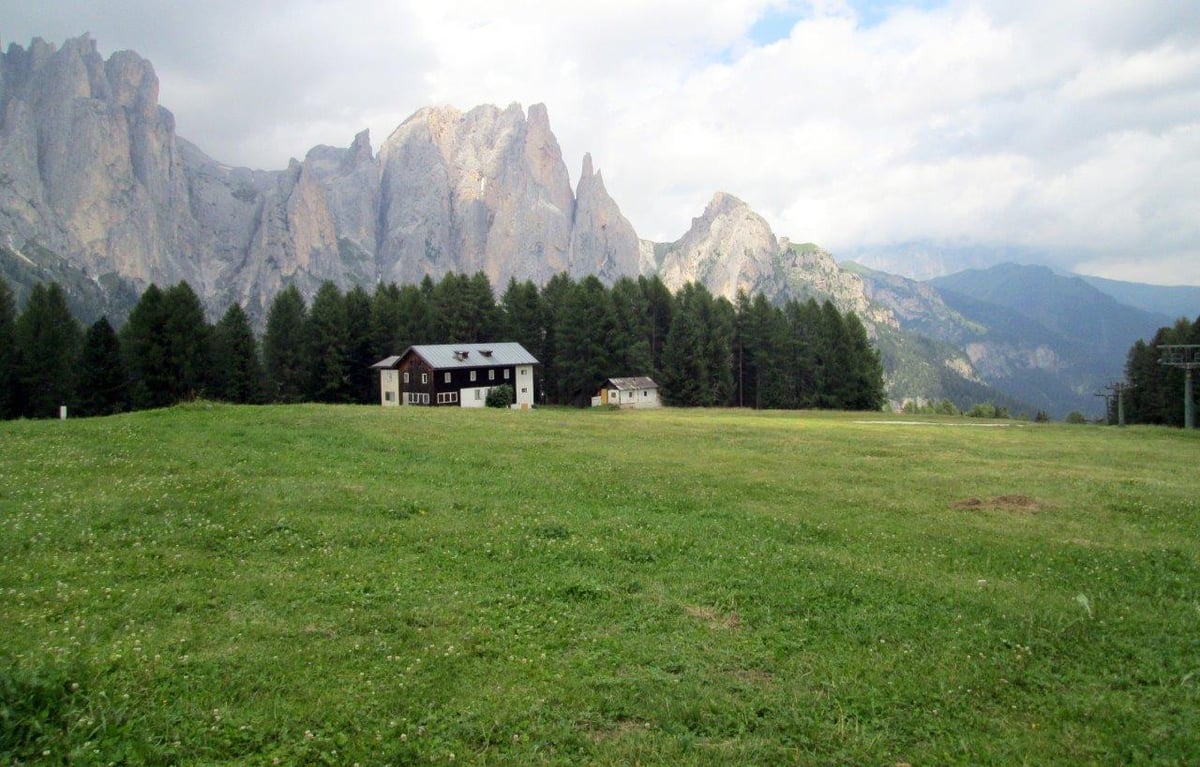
[1,404,1198,765]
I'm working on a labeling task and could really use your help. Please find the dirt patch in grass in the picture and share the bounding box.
[584,718,650,743]
[952,494,1046,513]
[686,605,741,630]
[732,668,773,685]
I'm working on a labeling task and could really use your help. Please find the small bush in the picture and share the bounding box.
[1065,411,1088,424]
[485,384,514,408]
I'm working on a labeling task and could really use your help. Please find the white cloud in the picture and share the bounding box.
[3,0,1199,284]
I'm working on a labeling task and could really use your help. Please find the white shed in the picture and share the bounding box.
[592,377,661,409]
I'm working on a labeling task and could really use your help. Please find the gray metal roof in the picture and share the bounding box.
[370,355,402,369]
[398,342,538,370]
[605,377,659,390]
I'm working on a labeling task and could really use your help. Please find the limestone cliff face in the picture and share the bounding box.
[0,36,645,319]
[0,36,198,289]
[658,192,780,299]
[568,153,640,281]
[654,192,893,328]
[377,102,576,288]
[0,34,900,337]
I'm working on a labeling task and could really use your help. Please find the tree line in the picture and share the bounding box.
[0,271,885,419]
[1123,315,1200,427]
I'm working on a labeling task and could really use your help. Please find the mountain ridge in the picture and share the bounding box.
[2,34,1186,417]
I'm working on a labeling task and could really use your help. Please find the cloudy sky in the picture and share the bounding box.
[7,0,1200,285]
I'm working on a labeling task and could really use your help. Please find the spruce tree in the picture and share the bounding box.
[343,285,375,404]
[15,282,81,418]
[369,282,404,361]
[639,274,673,379]
[396,284,433,347]
[76,317,127,416]
[557,275,617,405]
[121,284,173,409]
[263,284,308,403]
[609,277,653,377]
[662,283,710,406]
[211,303,263,404]
[499,278,543,359]
[304,281,350,403]
[0,277,18,418]
[842,311,886,410]
[537,273,575,404]
[162,282,213,401]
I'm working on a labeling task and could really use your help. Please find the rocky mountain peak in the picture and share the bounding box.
[568,152,639,281]
[658,190,779,299]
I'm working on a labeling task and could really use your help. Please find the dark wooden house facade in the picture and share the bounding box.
[371,342,539,408]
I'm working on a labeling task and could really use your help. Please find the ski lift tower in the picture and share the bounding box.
[1159,345,1200,429]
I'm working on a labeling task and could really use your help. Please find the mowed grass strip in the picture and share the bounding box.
[1,404,1197,764]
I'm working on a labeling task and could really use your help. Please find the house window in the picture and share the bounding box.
[421,372,428,384]
[403,371,409,383]
[521,368,527,376]
[488,369,495,381]
[384,391,395,402]
[475,389,482,400]
[504,369,510,380]
[407,392,429,405]
[470,371,477,382]
[445,372,451,383]
[437,391,458,405]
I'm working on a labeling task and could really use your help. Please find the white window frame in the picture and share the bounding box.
[470,370,477,382]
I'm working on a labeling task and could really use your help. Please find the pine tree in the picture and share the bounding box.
[211,303,263,404]
[162,282,213,401]
[538,273,575,404]
[782,299,821,408]
[817,300,852,408]
[396,284,433,347]
[499,278,543,359]
[121,284,173,409]
[369,282,404,360]
[842,311,886,411]
[735,291,786,409]
[0,277,18,418]
[639,274,673,379]
[76,317,127,416]
[344,285,376,404]
[263,284,308,403]
[557,275,617,405]
[706,296,736,406]
[609,277,653,377]
[662,283,710,406]
[305,281,350,403]
[15,282,81,418]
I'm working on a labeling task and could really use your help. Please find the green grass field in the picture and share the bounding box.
[2,405,1198,765]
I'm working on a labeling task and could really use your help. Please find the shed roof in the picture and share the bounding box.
[605,377,659,391]
[370,355,402,369]
[372,342,538,371]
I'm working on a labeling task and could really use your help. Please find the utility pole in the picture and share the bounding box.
[1095,381,1133,426]
[1159,345,1200,429]
[1094,388,1114,425]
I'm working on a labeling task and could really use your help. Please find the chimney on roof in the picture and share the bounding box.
[481,349,493,357]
